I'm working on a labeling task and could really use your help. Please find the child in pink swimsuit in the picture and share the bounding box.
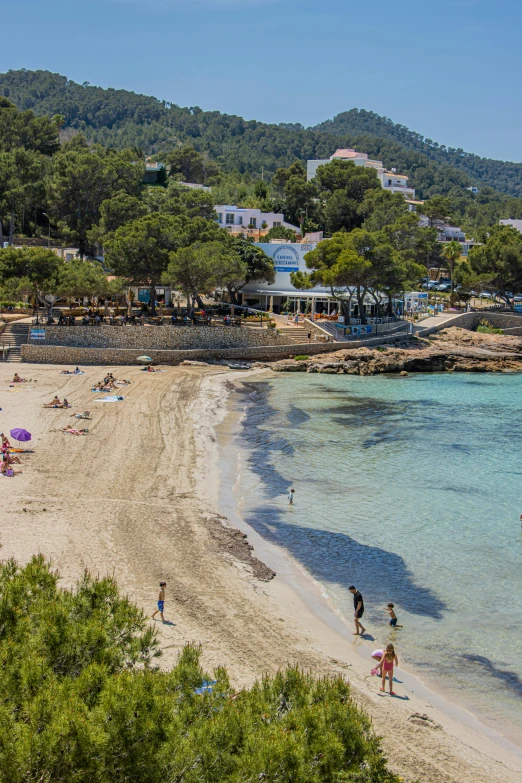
[380,643,398,695]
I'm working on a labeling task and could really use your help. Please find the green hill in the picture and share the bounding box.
[0,69,520,200]
[313,110,522,197]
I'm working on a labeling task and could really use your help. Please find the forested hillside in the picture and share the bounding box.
[313,110,522,197]
[1,69,519,201]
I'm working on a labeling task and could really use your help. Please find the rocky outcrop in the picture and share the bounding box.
[270,328,522,375]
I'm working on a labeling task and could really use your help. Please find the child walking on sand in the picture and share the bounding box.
[385,603,403,628]
[151,582,167,623]
[380,643,398,695]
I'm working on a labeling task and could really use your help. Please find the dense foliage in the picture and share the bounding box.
[0,246,122,317]
[2,68,522,206]
[292,216,427,322]
[0,557,399,783]
[459,225,522,307]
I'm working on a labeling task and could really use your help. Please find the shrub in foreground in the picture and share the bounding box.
[0,557,399,783]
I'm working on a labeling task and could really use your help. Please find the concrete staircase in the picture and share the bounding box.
[0,321,30,362]
[276,325,314,344]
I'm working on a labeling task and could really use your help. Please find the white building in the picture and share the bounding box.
[239,242,383,317]
[214,205,299,237]
[307,148,416,199]
[500,219,522,232]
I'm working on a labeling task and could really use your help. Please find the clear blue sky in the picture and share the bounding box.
[1,0,520,161]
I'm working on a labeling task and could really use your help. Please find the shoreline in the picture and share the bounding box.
[0,362,520,783]
[209,369,522,780]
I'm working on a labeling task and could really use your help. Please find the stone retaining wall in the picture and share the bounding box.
[29,324,288,350]
[22,331,412,365]
[418,311,522,337]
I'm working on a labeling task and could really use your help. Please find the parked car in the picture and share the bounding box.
[437,283,452,292]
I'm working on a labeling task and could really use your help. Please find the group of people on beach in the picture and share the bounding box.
[44,396,71,409]
[1,432,23,476]
[290,489,403,696]
[92,373,131,392]
[348,585,403,694]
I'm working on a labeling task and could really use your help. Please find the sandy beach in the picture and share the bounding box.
[1,362,521,783]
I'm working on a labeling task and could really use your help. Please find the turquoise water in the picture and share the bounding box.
[235,372,522,738]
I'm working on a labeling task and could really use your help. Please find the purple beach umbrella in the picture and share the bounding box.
[10,428,32,444]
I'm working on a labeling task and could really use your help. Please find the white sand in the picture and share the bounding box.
[0,363,521,783]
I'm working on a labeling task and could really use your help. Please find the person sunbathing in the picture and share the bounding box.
[0,456,21,475]
[0,433,10,449]
[4,452,21,465]
[62,425,88,435]
[12,373,28,383]
[44,396,62,408]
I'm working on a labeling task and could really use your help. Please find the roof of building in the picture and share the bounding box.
[384,171,408,180]
[331,148,368,160]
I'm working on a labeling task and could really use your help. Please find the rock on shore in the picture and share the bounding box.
[269,328,522,375]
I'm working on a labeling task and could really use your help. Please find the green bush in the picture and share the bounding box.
[294,355,310,361]
[477,319,504,335]
[0,557,399,783]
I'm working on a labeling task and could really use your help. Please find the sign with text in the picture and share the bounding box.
[30,329,46,341]
[272,245,300,272]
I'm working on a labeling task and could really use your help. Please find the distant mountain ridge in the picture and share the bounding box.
[1,69,521,199]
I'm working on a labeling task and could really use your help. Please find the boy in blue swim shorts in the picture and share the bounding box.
[385,603,402,628]
[152,582,167,623]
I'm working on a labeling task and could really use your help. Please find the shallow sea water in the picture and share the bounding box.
[234,371,522,738]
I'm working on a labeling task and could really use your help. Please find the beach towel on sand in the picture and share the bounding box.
[94,395,125,402]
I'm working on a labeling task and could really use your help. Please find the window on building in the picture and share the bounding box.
[217,213,223,223]
[226,213,235,225]
[388,179,392,186]
[238,216,243,225]
[273,221,281,227]
[250,217,257,228]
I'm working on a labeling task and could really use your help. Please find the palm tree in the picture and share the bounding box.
[442,240,462,294]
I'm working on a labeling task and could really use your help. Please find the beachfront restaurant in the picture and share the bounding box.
[238,242,397,319]
[240,288,388,320]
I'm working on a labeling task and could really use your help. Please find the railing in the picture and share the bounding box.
[315,319,408,342]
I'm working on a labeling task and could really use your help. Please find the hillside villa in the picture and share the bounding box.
[214,205,300,241]
[307,148,417,205]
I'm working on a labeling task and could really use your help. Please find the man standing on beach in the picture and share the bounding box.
[349,585,366,636]
[288,488,295,505]
[151,582,167,623]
